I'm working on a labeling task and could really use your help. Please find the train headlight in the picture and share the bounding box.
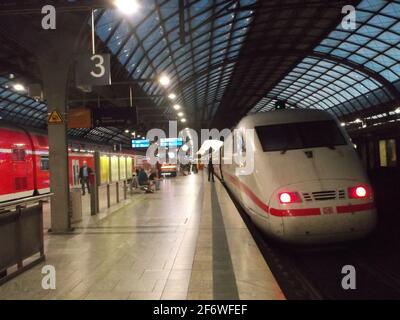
[348,186,369,199]
[278,192,302,204]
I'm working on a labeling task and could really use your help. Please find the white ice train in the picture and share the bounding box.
[214,109,377,244]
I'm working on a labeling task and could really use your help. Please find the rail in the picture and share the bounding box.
[0,194,52,285]
[0,193,53,210]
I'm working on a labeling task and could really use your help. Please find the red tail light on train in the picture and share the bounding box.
[348,186,369,199]
[278,192,302,204]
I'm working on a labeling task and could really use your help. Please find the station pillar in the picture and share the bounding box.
[35,14,88,233]
[40,59,71,233]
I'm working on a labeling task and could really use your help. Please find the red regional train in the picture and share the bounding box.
[0,123,132,202]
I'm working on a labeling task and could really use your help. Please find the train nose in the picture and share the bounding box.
[269,180,377,244]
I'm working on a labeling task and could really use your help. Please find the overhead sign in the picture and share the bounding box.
[132,139,150,149]
[75,54,111,87]
[48,110,63,125]
[160,138,184,148]
[93,107,137,128]
[68,107,92,129]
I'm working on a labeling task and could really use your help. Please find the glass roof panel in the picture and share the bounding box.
[253,0,400,119]
[96,0,254,117]
[314,0,400,83]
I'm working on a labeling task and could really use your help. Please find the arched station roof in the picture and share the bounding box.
[0,0,399,144]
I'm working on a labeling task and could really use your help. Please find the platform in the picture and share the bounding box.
[0,173,285,300]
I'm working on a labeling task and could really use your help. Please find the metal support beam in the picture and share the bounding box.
[179,0,186,45]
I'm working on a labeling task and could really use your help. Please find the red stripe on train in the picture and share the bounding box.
[336,202,375,214]
[225,172,320,217]
[223,171,374,217]
[269,208,321,217]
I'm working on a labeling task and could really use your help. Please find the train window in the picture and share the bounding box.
[12,149,26,161]
[255,120,347,152]
[40,156,50,170]
[379,139,397,167]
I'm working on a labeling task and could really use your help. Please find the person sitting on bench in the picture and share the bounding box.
[138,168,153,193]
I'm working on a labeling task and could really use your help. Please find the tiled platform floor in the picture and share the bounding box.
[0,173,285,300]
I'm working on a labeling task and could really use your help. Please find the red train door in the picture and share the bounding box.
[12,147,29,193]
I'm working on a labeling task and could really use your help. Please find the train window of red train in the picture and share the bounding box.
[40,156,50,171]
[12,149,26,161]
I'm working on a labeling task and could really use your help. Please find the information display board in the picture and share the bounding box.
[132,139,150,149]
[160,138,184,147]
[93,107,137,128]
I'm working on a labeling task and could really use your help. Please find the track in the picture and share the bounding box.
[220,177,400,300]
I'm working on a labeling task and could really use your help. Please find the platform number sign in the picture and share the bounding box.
[75,54,111,87]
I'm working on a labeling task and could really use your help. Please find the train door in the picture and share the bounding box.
[72,159,80,186]
[12,147,29,194]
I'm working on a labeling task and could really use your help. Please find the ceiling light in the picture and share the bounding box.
[395,107,400,114]
[13,84,26,92]
[125,129,130,133]
[159,75,170,87]
[168,93,176,100]
[114,0,140,14]
[177,112,184,117]
[181,118,187,123]
[173,104,181,110]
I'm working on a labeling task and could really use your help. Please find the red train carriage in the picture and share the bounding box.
[0,125,95,202]
[0,125,37,201]
[0,124,137,202]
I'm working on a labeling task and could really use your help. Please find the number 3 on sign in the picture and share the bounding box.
[91,55,106,78]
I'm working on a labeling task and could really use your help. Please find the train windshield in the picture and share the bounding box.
[255,120,347,152]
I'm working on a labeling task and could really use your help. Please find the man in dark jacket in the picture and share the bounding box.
[208,158,215,182]
[79,161,93,195]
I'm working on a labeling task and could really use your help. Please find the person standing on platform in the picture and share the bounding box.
[208,158,215,182]
[79,161,93,195]
[156,161,162,179]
